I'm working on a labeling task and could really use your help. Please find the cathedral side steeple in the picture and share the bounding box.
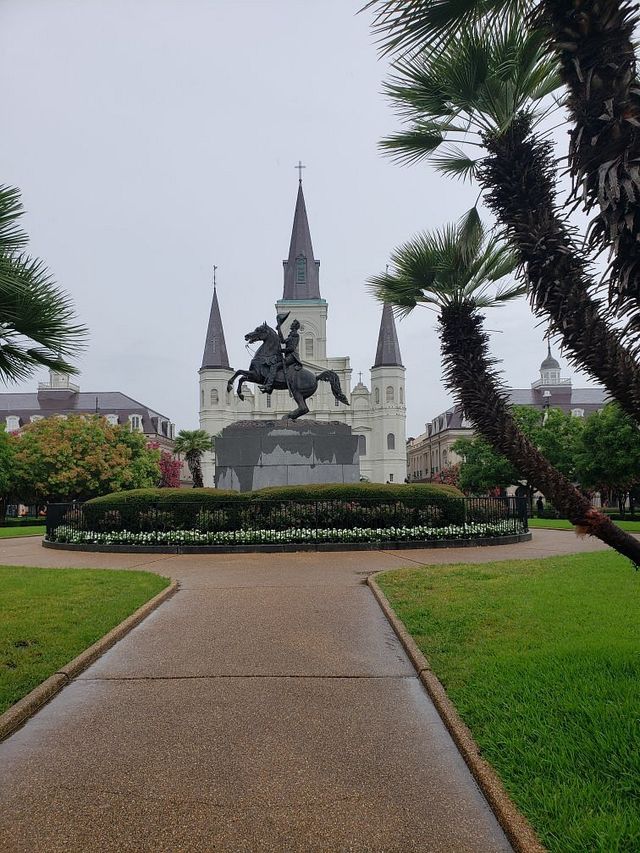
[201,283,230,369]
[282,180,321,300]
[373,304,403,368]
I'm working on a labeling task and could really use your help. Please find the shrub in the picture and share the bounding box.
[80,483,465,534]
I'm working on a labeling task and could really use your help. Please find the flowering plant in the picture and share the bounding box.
[50,520,525,547]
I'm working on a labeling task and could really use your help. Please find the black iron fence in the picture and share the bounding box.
[46,496,528,545]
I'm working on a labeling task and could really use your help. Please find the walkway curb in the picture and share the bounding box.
[0,578,179,743]
[367,573,545,853]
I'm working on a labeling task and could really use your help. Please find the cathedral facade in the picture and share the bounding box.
[198,182,407,486]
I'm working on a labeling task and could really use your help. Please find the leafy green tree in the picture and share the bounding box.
[371,211,640,562]
[452,437,519,494]
[10,416,160,501]
[0,185,86,381]
[0,425,14,500]
[526,407,585,481]
[575,405,640,503]
[173,429,213,488]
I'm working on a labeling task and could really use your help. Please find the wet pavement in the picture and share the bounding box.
[0,531,607,851]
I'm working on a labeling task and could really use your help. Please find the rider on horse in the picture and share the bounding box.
[261,312,303,394]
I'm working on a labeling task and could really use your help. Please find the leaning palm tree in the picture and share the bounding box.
[370,212,640,563]
[0,184,86,382]
[379,23,640,424]
[173,429,213,488]
[367,0,640,322]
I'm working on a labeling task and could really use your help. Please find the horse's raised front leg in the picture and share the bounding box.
[227,370,251,401]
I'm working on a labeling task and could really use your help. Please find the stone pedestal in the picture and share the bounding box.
[214,420,361,492]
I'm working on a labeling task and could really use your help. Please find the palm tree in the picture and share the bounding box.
[0,184,86,382]
[378,23,640,424]
[370,212,640,562]
[367,0,640,323]
[173,429,213,488]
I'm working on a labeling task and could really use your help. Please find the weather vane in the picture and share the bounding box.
[295,160,306,183]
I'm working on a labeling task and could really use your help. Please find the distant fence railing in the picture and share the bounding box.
[46,496,528,545]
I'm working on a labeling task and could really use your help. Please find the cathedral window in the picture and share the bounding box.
[295,255,307,285]
[305,338,314,358]
[386,386,394,403]
[387,432,395,450]
[201,389,204,407]
[400,386,404,404]
[210,389,219,405]
[358,435,367,456]
[266,394,272,409]
[375,388,380,405]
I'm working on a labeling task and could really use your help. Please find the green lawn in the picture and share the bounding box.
[0,525,45,539]
[0,566,169,714]
[529,517,640,532]
[377,553,640,853]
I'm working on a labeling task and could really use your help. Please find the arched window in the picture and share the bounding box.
[358,435,367,456]
[200,389,204,407]
[400,386,404,404]
[295,255,307,285]
[305,338,314,358]
[5,416,19,431]
[129,414,142,431]
[571,408,584,418]
[105,414,119,426]
[266,394,272,409]
[387,432,395,450]
[210,389,219,405]
[375,387,380,405]
[386,386,394,403]
[30,415,44,424]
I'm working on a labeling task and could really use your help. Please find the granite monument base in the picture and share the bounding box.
[214,420,361,492]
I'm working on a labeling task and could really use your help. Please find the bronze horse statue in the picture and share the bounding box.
[226,322,349,420]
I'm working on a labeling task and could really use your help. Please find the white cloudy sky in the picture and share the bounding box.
[1,0,597,437]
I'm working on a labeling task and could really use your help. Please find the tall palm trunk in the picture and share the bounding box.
[187,452,203,488]
[539,0,640,316]
[479,114,640,422]
[439,301,640,563]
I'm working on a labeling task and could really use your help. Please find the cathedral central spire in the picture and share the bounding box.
[282,180,321,300]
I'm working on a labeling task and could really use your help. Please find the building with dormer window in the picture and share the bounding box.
[198,181,407,485]
[0,369,176,447]
[407,346,608,481]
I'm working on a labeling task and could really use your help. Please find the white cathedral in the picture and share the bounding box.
[198,181,407,487]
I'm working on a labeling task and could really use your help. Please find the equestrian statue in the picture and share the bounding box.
[226,312,349,420]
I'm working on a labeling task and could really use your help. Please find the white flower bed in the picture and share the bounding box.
[50,522,525,546]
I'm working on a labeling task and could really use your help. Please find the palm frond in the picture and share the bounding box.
[368,210,521,314]
[0,185,29,254]
[431,145,479,180]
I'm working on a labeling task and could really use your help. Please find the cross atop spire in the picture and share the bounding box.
[282,181,321,300]
[295,160,306,183]
[213,264,218,290]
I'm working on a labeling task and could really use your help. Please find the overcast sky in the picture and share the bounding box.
[1,0,598,437]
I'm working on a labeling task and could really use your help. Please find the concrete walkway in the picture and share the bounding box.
[0,531,607,852]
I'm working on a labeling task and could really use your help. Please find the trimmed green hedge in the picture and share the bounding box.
[81,483,465,534]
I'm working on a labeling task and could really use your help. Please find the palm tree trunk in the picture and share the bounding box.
[187,454,204,488]
[439,301,640,564]
[538,0,640,317]
[479,114,640,423]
